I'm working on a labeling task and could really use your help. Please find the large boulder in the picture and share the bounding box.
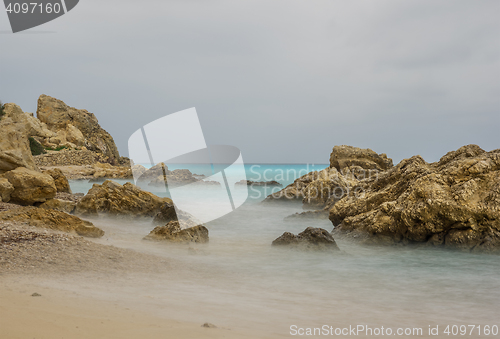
[329,145,500,253]
[74,180,172,217]
[0,178,15,202]
[0,206,104,237]
[0,104,38,173]
[144,221,209,243]
[272,227,340,250]
[3,167,57,205]
[43,168,71,193]
[329,145,393,172]
[37,95,120,164]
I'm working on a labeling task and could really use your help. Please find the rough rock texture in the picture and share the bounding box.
[152,202,178,225]
[264,167,359,209]
[329,145,500,253]
[0,178,15,203]
[272,227,339,250]
[0,206,104,237]
[329,145,393,172]
[74,180,172,217]
[0,104,39,173]
[39,198,77,214]
[3,167,57,205]
[43,168,71,193]
[144,221,209,243]
[36,95,120,164]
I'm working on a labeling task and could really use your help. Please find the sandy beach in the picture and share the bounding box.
[0,222,283,339]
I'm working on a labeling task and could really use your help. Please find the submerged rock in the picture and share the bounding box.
[235,180,283,187]
[74,180,172,217]
[272,227,339,250]
[0,206,104,237]
[329,145,500,253]
[144,221,209,243]
[3,167,57,205]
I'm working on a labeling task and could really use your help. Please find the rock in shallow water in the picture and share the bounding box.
[272,227,339,251]
[144,221,209,243]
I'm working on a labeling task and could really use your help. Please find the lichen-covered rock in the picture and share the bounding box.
[3,167,57,205]
[37,95,120,164]
[272,227,339,250]
[329,145,500,253]
[0,178,15,203]
[43,168,71,193]
[329,145,393,172]
[74,180,172,217]
[144,221,209,243]
[39,198,76,214]
[0,206,104,237]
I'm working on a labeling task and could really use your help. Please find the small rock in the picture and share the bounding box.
[201,323,217,328]
[31,292,41,297]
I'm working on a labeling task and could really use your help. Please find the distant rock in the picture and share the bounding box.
[0,178,14,203]
[0,206,104,237]
[74,180,172,217]
[272,227,339,250]
[3,167,56,205]
[43,168,71,193]
[235,180,283,187]
[144,221,209,243]
[36,94,120,164]
[201,323,217,328]
[330,145,500,253]
[329,145,393,172]
[284,210,329,221]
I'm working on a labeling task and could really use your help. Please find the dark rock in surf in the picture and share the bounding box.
[272,227,339,251]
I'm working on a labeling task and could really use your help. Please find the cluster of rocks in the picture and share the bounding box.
[132,163,220,187]
[267,144,500,253]
[272,227,339,251]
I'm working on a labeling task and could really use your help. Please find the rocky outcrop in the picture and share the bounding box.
[329,145,393,172]
[272,227,339,250]
[3,167,56,205]
[0,104,39,173]
[329,145,500,253]
[74,180,172,217]
[43,168,71,193]
[0,206,104,237]
[264,167,359,209]
[0,178,14,202]
[36,95,120,164]
[144,221,209,243]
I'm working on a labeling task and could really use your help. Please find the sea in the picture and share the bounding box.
[65,164,500,338]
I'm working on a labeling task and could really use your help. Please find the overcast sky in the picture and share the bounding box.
[1,0,499,164]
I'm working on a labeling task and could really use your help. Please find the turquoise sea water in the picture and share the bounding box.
[66,164,500,337]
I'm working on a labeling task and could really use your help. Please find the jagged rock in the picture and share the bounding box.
[36,95,120,164]
[330,145,393,172]
[34,150,104,167]
[39,198,76,214]
[235,180,283,187]
[329,145,500,253]
[74,180,172,217]
[264,167,358,210]
[152,201,178,225]
[0,178,15,203]
[148,168,200,187]
[0,104,38,173]
[0,206,104,237]
[3,167,57,205]
[144,221,209,243]
[43,168,71,193]
[272,227,339,250]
